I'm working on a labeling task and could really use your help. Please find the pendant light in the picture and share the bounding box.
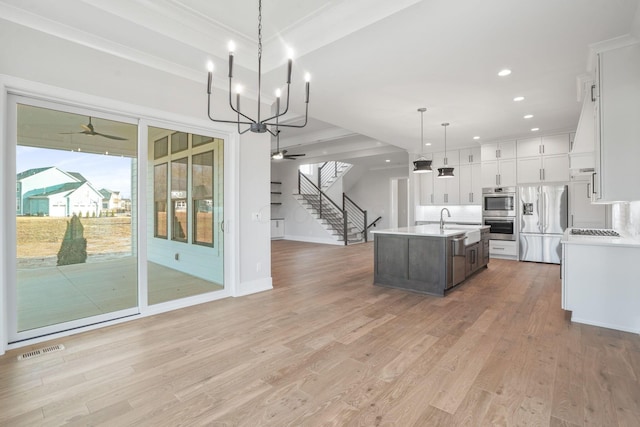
[437,122,455,178]
[413,108,432,173]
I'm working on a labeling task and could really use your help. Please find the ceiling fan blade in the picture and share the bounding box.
[285,154,306,157]
[94,132,128,141]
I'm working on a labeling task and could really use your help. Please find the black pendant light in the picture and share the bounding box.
[437,122,455,178]
[413,108,432,173]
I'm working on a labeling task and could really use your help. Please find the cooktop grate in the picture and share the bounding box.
[570,228,620,237]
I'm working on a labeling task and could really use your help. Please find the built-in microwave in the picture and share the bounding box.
[482,187,516,217]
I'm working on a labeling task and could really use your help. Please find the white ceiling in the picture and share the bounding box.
[2,0,639,160]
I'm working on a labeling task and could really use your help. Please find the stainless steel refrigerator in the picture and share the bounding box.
[519,184,568,264]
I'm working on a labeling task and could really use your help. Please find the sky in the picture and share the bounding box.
[16,146,134,199]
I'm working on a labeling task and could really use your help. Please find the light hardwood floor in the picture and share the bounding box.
[1,240,639,426]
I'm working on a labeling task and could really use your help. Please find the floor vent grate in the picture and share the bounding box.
[17,344,65,361]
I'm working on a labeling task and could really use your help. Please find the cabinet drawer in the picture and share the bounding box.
[489,240,517,256]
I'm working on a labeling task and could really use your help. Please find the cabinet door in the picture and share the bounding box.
[419,172,434,205]
[471,163,482,204]
[498,159,517,186]
[481,144,499,161]
[432,150,459,167]
[542,134,570,155]
[497,141,517,159]
[459,147,481,164]
[433,174,459,204]
[517,137,542,158]
[569,180,606,228]
[517,157,542,184]
[542,154,570,182]
[459,164,482,204]
[481,161,499,188]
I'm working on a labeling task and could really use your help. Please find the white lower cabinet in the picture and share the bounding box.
[489,240,517,258]
[562,241,640,333]
[271,219,285,239]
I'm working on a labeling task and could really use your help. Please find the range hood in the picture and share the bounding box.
[569,85,596,173]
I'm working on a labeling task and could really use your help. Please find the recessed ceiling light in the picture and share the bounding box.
[473,136,480,140]
[425,143,431,146]
[513,96,525,102]
[498,69,512,77]
[531,127,539,132]
[385,159,390,163]
[523,114,534,119]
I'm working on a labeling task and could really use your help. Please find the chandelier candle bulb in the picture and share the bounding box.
[287,58,293,84]
[207,62,213,94]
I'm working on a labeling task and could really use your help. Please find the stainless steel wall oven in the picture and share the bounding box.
[483,217,516,241]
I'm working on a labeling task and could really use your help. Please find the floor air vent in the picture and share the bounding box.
[17,344,65,361]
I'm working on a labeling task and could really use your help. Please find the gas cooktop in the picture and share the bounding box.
[570,228,620,237]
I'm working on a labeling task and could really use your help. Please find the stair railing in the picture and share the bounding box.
[318,161,350,190]
[299,170,348,244]
[366,216,382,230]
[343,193,368,242]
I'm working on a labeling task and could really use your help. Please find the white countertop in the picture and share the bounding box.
[371,224,488,238]
[561,228,640,248]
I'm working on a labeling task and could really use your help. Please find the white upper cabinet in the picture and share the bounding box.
[459,163,482,205]
[458,147,481,164]
[433,173,460,205]
[481,158,516,188]
[431,150,459,168]
[517,135,569,158]
[541,134,570,156]
[516,134,570,184]
[591,41,640,202]
[418,172,434,205]
[481,141,516,161]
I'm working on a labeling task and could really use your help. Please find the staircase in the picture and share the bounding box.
[294,193,363,243]
[296,171,366,245]
[318,161,352,192]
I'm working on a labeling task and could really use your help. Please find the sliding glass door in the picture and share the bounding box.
[9,97,139,342]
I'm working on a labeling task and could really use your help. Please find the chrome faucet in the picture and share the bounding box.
[440,207,451,230]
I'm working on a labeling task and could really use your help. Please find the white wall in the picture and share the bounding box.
[344,165,409,239]
[0,20,272,352]
[611,201,640,237]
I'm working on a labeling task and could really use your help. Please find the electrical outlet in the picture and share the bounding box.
[252,212,260,221]
[256,262,261,272]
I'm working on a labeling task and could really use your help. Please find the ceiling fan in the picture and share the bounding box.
[271,128,305,160]
[60,117,128,140]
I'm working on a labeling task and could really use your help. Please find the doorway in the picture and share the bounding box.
[390,177,409,228]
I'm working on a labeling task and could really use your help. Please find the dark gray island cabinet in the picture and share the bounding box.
[372,225,489,297]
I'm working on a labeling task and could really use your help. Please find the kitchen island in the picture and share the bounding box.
[371,224,490,297]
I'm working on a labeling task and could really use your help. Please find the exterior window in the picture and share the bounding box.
[154,163,168,239]
[171,157,188,242]
[192,151,214,247]
[171,132,188,154]
[154,136,168,159]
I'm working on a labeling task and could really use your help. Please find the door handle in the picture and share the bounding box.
[220,220,225,232]
[591,173,597,195]
[590,84,596,102]
[587,183,590,198]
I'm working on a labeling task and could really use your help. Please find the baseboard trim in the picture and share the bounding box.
[283,235,343,246]
[571,315,639,335]
[235,277,273,297]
